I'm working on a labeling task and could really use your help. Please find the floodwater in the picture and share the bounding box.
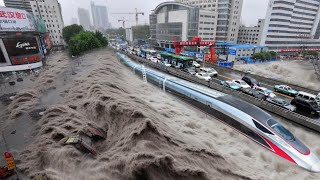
[0,48,319,180]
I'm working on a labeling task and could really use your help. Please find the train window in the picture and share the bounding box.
[253,120,274,135]
[268,119,295,141]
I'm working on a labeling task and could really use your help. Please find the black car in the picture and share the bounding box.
[242,88,266,100]
[291,97,320,115]
[242,76,260,88]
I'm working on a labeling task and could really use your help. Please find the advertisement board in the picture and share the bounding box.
[3,37,41,65]
[0,7,36,32]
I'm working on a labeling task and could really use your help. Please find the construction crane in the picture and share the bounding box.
[118,17,128,28]
[112,8,144,26]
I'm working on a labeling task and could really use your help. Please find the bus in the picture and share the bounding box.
[160,52,193,69]
[139,49,158,61]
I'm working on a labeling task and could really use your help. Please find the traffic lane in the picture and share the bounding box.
[215,73,294,101]
[218,70,276,89]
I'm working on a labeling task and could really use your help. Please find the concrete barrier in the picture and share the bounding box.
[116,50,320,132]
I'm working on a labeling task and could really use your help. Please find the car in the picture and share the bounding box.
[150,57,159,63]
[192,61,201,68]
[266,97,296,111]
[291,97,320,115]
[220,80,241,91]
[160,61,171,67]
[195,72,212,81]
[242,76,260,87]
[233,80,251,89]
[254,86,276,98]
[157,54,161,60]
[174,64,183,69]
[242,88,266,100]
[183,67,196,75]
[274,85,299,96]
[316,93,320,106]
[199,67,218,77]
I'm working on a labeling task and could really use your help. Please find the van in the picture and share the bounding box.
[297,91,317,101]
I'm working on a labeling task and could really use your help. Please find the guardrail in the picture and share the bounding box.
[204,63,318,95]
[115,50,320,133]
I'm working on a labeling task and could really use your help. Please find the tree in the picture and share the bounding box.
[132,25,150,40]
[95,31,108,47]
[62,24,84,44]
[269,51,277,58]
[69,31,102,56]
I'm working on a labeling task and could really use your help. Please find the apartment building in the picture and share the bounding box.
[237,19,265,45]
[260,0,320,51]
[3,0,33,13]
[175,0,243,43]
[150,2,217,48]
[91,2,109,30]
[78,8,92,31]
[29,0,64,46]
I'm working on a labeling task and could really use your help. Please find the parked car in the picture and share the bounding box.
[242,88,266,100]
[183,67,197,75]
[274,85,299,96]
[195,72,212,81]
[266,97,296,111]
[291,97,320,115]
[242,76,260,87]
[254,86,276,98]
[199,67,218,77]
[220,80,241,91]
[193,61,201,68]
[233,80,251,89]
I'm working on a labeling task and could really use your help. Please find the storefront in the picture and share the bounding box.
[0,7,50,72]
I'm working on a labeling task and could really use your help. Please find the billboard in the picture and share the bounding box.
[3,37,41,65]
[0,7,36,32]
[0,7,47,33]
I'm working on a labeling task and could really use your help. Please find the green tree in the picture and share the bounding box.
[269,51,277,58]
[69,31,102,56]
[132,25,150,40]
[62,24,84,44]
[95,31,108,47]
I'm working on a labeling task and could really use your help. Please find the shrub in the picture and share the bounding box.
[69,31,102,56]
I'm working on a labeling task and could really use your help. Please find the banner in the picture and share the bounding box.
[0,7,37,32]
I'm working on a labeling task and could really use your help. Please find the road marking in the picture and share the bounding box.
[274,92,294,99]
[218,74,233,80]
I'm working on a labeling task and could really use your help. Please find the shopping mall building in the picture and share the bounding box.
[0,7,52,73]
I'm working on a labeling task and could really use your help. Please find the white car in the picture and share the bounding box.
[193,61,201,68]
[233,80,250,89]
[150,57,159,63]
[254,86,276,98]
[199,67,218,77]
[161,61,171,67]
[157,54,161,60]
[195,72,212,81]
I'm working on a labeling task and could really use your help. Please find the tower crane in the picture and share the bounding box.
[112,8,144,26]
[118,17,128,28]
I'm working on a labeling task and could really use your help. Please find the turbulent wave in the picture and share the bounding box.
[16,51,252,180]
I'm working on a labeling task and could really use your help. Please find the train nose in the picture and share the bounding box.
[310,162,320,173]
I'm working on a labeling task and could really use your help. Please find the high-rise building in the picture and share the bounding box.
[91,2,109,30]
[150,2,216,48]
[71,18,78,25]
[78,8,91,31]
[237,19,265,45]
[3,0,33,13]
[5,0,64,46]
[175,0,243,43]
[259,0,320,52]
[30,0,64,46]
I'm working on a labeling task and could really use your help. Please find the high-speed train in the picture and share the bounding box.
[117,53,320,172]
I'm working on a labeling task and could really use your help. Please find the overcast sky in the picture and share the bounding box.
[0,0,269,27]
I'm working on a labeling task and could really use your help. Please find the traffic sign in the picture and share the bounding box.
[4,152,16,170]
